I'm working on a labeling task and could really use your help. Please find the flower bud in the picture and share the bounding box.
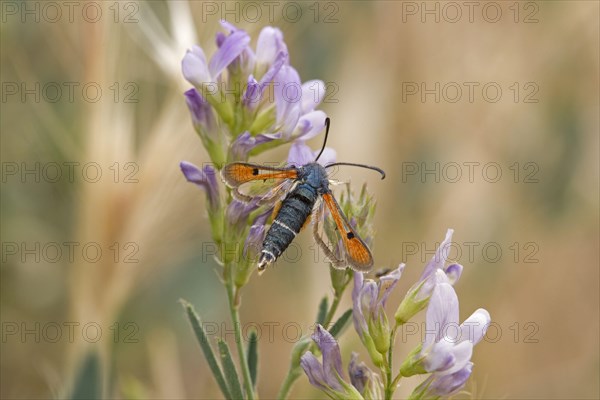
[353,265,404,367]
[300,325,364,400]
[394,280,429,326]
[409,363,473,400]
[368,311,391,356]
[330,267,352,297]
[348,353,383,400]
[399,344,427,377]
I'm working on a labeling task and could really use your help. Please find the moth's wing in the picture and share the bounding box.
[312,200,347,269]
[222,162,297,205]
[222,162,298,187]
[321,192,374,272]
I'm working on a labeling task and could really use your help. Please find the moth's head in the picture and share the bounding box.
[298,162,329,188]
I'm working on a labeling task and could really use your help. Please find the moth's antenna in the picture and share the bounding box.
[325,162,386,180]
[314,117,331,162]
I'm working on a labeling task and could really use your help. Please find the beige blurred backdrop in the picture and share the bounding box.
[1,1,598,399]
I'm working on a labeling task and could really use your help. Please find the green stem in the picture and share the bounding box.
[324,294,342,329]
[277,292,344,399]
[385,369,393,399]
[227,283,255,400]
[276,368,302,400]
[391,372,403,392]
[384,327,398,400]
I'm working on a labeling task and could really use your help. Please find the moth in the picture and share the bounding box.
[221,118,385,272]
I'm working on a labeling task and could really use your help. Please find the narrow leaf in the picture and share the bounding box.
[289,336,312,370]
[218,339,245,400]
[329,309,353,338]
[246,329,258,388]
[70,351,101,400]
[316,296,328,325]
[181,300,231,399]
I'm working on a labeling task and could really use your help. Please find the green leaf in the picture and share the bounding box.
[218,339,245,400]
[246,329,258,388]
[329,309,353,338]
[181,300,231,399]
[289,336,312,370]
[70,350,101,400]
[316,296,328,325]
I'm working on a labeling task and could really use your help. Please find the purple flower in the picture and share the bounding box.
[415,362,473,398]
[182,30,250,88]
[348,353,368,394]
[300,325,363,399]
[238,220,267,283]
[418,229,463,290]
[182,23,253,127]
[230,131,281,161]
[400,282,490,380]
[226,199,259,232]
[287,141,336,167]
[243,224,265,258]
[232,202,274,284]
[270,71,329,142]
[291,110,329,142]
[348,352,383,399]
[300,80,326,114]
[218,20,255,77]
[184,88,217,139]
[180,161,220,211]
[420,283,489,374]
[243,206,272,259]
[352,264,405,365]
[273,65,302,135]
[255,26,288,79]
[242,52,287,111]
[395,229,464,325]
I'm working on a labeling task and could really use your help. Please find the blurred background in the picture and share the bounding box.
[1,1,598,399]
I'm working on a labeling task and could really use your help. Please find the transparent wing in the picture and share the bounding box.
[312,200,347,269]
[221,162,297,206]
[319,192,374,272]
[311,194,374,271]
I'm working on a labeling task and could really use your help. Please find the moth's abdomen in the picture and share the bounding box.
[258,185,317,271]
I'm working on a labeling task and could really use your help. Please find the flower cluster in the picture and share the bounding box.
[301,230,491,399]
[182,21,328,167]
[353,263,404,369]
[300,325,383,400]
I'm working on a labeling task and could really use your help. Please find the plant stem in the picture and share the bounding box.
[385,370,393,399]
[384,327,398,400]
[277,292,344,399]
[227,283,255,400]
[391,372,403,392]
[277,368,301,400]
[324,293,342,328]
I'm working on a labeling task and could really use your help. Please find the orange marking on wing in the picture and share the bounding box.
[322,193,345,233]
[344,236,372,270]
[323,193,373,271]
[222,163,297,187]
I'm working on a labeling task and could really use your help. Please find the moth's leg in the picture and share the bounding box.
[328,179,346,186]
